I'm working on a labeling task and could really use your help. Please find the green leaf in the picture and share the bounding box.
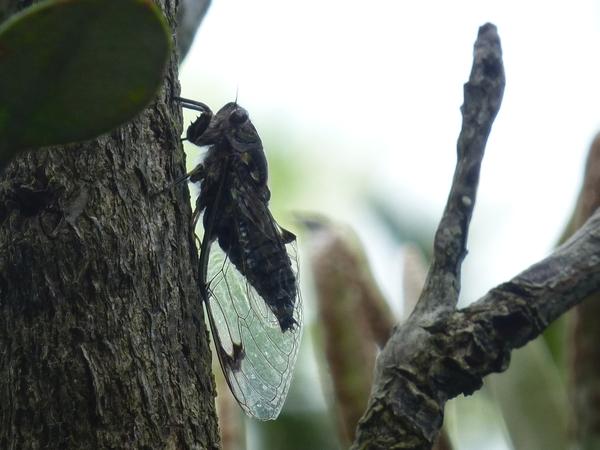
[0,0,171,168]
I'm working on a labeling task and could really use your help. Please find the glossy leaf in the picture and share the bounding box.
[0,0,171,168]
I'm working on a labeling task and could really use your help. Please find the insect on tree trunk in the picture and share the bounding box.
[0,1,220,448]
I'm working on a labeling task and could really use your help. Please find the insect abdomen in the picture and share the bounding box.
[219,217,297,332]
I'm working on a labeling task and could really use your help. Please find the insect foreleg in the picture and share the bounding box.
[175,96,214,144]
[186,113,211,143]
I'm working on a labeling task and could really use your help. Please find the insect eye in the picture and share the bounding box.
[229,109,248,125]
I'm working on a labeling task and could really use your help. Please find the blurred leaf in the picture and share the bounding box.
[446,390,511,450]
[0,0,171,168]
[251,411,341,450]
[541,315,567,377]
[402,243,428,316]
[367,194,434,260]
[487,339,568,450]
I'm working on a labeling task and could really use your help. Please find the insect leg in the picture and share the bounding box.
[174,96,211,112]
[192,192,203,230]
[186,114,212,143]
[151,163,205,198]
[174,96,214,143]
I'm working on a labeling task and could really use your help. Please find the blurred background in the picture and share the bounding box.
[178,1,600,449]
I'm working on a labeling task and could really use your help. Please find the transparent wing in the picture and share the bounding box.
[204,236,303,420]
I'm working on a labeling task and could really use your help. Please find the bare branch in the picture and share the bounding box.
[412,23,505,319]
[350,23,600,449]
[176,0,211,62]
[401,245,455,450]
[352,207,600,450]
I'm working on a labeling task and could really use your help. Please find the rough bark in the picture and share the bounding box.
[352,189,600,449]
[351,23,600,449]
[568,133,600,449]
[0,1,220,449]
[402,246,453,450]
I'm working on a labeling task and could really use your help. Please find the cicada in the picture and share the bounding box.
[175,96,302,420]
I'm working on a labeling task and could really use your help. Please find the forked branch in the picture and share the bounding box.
[411,23,505,320]
[351,23,600,449]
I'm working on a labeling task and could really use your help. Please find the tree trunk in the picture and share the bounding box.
[0,1,220,448]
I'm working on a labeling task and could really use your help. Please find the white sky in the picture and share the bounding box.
[181,0,600,305]
[180,2,600,448]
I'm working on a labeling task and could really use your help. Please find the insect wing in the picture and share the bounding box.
[204,236,302,420]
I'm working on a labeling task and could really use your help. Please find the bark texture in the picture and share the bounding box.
[352,188,600,449]
[0,1,220,448]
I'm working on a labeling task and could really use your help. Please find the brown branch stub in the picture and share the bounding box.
[412,23,505,320]
[566,132,600,447]
[303,217,392,445]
